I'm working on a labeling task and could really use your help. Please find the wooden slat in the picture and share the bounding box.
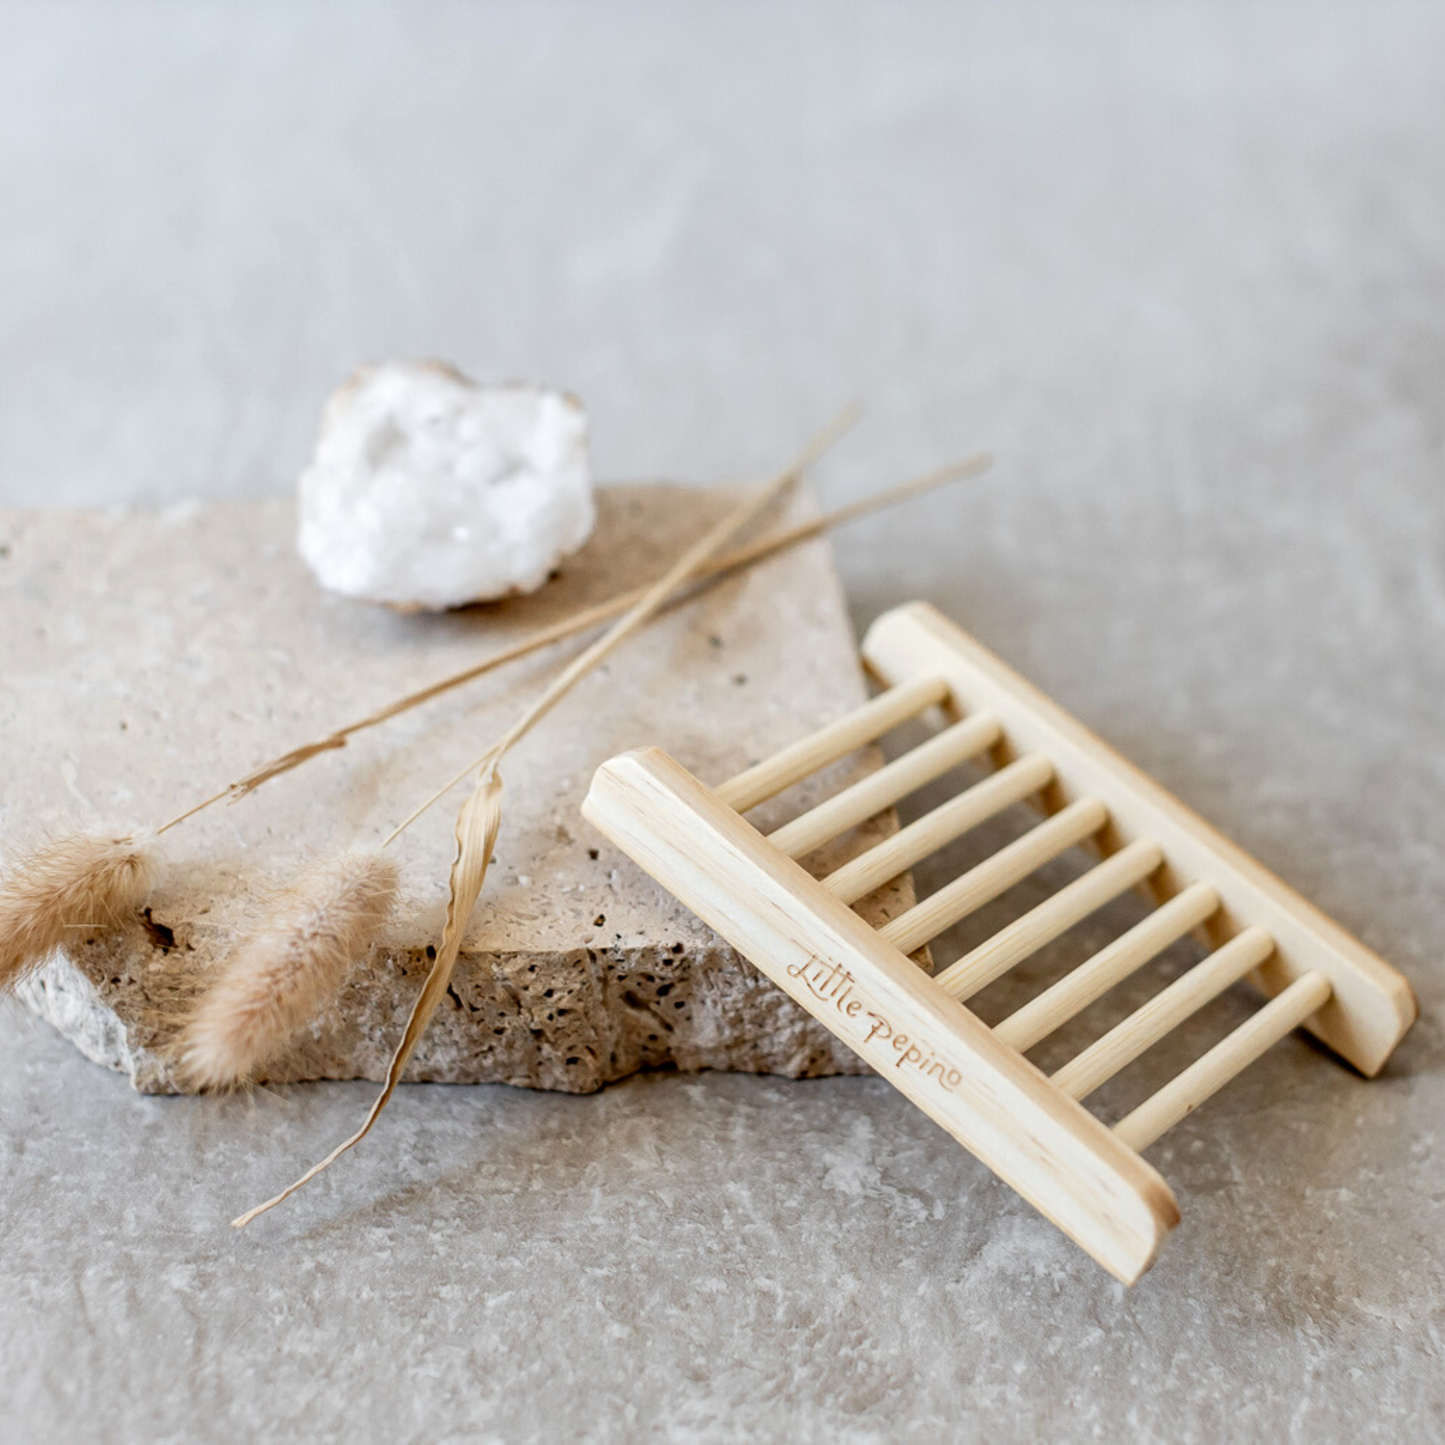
[821,753,1054,906]
[934,838,1164,1002]
[768,712,1000,859]
[862,602,1417,1075]
[1052,926,1276,1101]
[1112,971,1332,1152]
[714,673,950,813]
[583,746,1180,1285]
[994,882,1220,1053]
[881,798,1109,959]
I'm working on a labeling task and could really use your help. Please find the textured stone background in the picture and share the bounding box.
[2,3,1443,1441]
[2,485,916,1093]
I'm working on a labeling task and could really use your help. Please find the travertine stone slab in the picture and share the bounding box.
[0,486,916,1093]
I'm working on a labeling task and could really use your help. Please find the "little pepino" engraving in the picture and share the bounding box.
[786,955,963,1093]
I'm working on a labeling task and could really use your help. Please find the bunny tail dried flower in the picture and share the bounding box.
[0,831,158,993]
[179,850,398,1091]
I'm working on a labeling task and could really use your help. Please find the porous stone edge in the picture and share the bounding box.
[17,928,883,1096]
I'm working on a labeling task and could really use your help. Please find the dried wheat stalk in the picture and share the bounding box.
[232,411,852,1226]
[0,831,158,992]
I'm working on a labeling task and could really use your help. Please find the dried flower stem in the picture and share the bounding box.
[233,410,854,1226]
[156,446,992,835]
[178,851,398,1090]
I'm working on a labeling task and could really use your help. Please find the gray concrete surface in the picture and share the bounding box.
[2,3,1443,1441]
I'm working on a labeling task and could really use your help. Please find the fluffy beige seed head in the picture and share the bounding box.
[0,831,157,992]
[179,850,399,1090]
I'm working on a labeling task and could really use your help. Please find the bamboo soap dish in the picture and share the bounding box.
[582,601,1418,1283]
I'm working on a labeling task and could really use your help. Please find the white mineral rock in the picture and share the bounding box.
[297,361,595,609]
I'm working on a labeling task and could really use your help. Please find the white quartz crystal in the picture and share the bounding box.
[297,361,595,609]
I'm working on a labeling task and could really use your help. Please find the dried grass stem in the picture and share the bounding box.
[157,448,991,835]
[234,409,860,1225]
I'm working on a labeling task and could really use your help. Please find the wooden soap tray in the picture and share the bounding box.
[581,602,1417,1283]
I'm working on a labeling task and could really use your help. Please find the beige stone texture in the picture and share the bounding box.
[1,485,915,1093]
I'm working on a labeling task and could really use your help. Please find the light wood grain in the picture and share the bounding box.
[862,602,1417,1075]
[880,797,1109,958]
[583,601,1415,1281]
[768,712,1000,859]
[714,672,949,813]
[1112,970,1332,1151]
[1052,925,1276,1101]
[821,753,1054,906]
[994,882,1220,1053]
[935,838,1164,1002]
[583,747,1180,1284]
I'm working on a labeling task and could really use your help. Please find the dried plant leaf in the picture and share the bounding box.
[179,850,398,1091]
[232,770,502,1227]
[0,831,157,992]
